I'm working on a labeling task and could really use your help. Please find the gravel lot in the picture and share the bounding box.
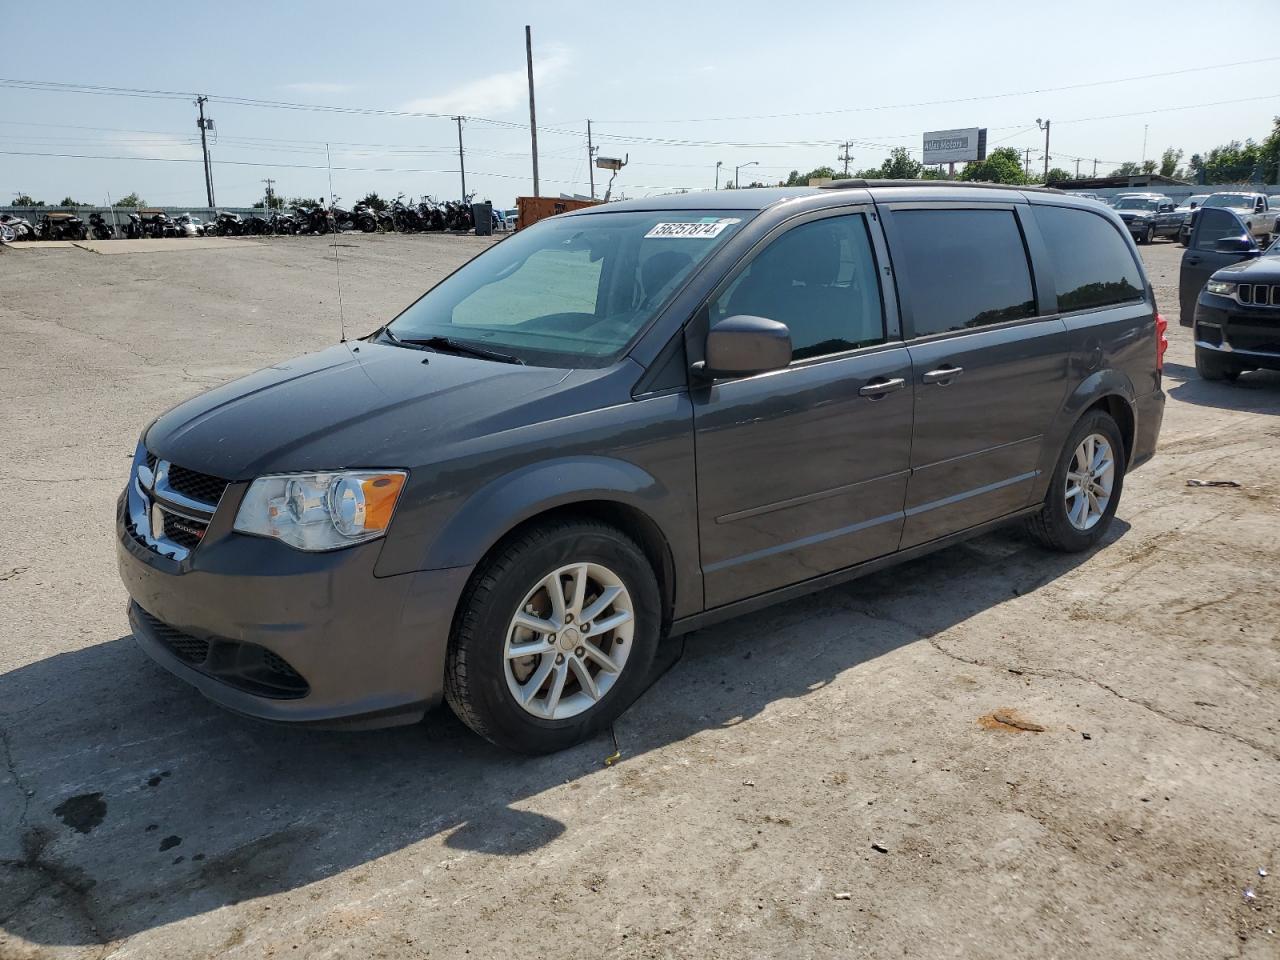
[1,234,1277,960]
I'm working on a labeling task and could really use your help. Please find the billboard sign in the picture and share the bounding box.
[923,128,987,165]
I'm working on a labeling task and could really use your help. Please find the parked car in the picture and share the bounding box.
[1112,194,1181,244]
[1175,194,1209,245]
[1199,191,1276,244]
[118,182,1166,753]
[175,214,204,237]
[1179,205,1279,380]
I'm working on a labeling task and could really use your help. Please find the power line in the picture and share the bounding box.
[591,56,1280,124]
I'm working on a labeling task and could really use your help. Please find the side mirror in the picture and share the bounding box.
[695,315,792,379]
[1215,235,1258,255]
[1255,200,1265,213]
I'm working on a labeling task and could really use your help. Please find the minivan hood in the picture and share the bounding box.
[144,342,576,479]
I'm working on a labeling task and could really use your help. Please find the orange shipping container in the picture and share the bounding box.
[516,196,602,230]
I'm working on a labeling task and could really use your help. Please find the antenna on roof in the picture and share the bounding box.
[325,143,347,344]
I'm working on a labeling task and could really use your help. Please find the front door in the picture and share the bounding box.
[881,204,1072,548]
[691,210,912,609]
[1179,207,1257,326]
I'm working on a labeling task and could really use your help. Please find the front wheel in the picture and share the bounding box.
[1025,411,1126,553]
[1195,346,1241,382]
[1142,225,1154,244]
[445,519,662,753]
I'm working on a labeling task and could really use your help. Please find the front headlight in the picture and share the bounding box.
[1206,279,1237,297]
[233,470,407,551]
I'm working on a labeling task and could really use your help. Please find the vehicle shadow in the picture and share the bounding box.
[1165,360,1280,414]
[0,520,1127,949]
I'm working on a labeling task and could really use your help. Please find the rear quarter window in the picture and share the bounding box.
[1033,205,1144,312]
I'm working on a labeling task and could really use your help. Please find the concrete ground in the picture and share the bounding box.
[0,234,1276,960]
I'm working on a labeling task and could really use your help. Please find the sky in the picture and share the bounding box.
[2,0,1277,209]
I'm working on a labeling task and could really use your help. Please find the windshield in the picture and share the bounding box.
[1203,194,1253,210]
[388,209,749,366]
[1114,198,1159,211]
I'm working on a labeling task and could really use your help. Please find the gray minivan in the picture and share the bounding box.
[118,182,1166,752]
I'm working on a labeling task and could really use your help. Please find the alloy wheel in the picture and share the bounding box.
[1065,433,1115,531]
[503,562,635,720]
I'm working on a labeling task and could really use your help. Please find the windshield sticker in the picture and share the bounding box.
[644,219,740,239]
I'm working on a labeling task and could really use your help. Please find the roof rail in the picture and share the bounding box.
[820,178,1063,195]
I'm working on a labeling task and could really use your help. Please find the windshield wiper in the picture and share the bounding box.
[398,335,525,365]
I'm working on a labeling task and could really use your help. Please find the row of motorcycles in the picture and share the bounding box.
[0,195,483,244]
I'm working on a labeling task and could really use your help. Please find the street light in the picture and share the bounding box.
[734,160,759,189]
[715,161,723,190]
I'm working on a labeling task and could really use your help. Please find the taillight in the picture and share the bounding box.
[1155,313,1169,372]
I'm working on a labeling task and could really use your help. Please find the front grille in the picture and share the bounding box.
[166,464,230,506]
[133,605,310,699]
[162,513,206,550]
[1238,283,1280,307]
[143,613,212,664]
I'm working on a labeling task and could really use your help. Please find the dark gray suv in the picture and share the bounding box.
[118,182,1166,752]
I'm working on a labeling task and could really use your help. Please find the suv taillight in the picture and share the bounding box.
[1155,312,1169,372]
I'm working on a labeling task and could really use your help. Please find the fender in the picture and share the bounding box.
[1030,367,1137,503]
[417,454,684,576]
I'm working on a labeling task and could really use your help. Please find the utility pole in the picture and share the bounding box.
[453,116,466,200]
[587,119,596,200]
[195,95,215,208]
[715,161,723,190]
[1024,147,1031,177]
[262,178,275,210]
[1075,159,1081,178]
[525,25,540,197]
[1036,118,1051,181]
[1093,158,1098,176]
[1142,124,1149,167]
[838,141,854,177]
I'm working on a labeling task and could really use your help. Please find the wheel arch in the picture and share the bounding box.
[1032,370,1138,502]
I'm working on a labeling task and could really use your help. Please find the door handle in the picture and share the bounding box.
[922,365,963,385]
[858,377,906,398]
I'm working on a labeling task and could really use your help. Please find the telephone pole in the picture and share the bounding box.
[1036,118,1051,180]
[838,141,854,177]
[454,116,466,201]
[1093,158,1098,176]
[525,25,540,197]
[1024,147,1031,177]
[1074,159,1081,178]
[195,96,215,208]
[587,119,597,199]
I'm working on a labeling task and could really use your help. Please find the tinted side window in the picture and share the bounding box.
[1034,205,1144,312]
[1195,208,1245,251]
[713,214,885,361]
[893,209,1036,337]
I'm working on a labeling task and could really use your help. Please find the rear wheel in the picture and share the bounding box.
[1025,411,1126,553]
[445,519,662,753]
[1195,346,1241,382]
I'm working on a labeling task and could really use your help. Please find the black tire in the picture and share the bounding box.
[1141,225,1153,244]
[444,519,662,753]
[1024,410,1126,553]
[1195,346,1241,382]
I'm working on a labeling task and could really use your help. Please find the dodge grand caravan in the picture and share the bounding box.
[118,182,1166,753]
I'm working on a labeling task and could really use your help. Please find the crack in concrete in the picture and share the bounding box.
[857,604,1279,763]
[0,829,115,960]
[0,723,31,829]
[921,632,1280,762]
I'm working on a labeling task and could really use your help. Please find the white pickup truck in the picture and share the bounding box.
[1199,191,1279,244]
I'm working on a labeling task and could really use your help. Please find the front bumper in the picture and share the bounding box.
[1193,296,1280,371]
[117,491,471,728]
[1122,219,1153,237]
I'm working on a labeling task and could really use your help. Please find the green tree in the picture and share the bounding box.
[59,196,86,207]
[1044,167,1073,185]
[1260,117,1280,184]
[114,193,144,207]
[358,191,388,212]
[784,166,839,186]
[286,196,324,209]
[1189,139,1264,184]
[1112,161,1143,176]
[1159,147,1184,179]
[960,147,1028,184]
[877,147,923,180]
[12,194,43,206]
